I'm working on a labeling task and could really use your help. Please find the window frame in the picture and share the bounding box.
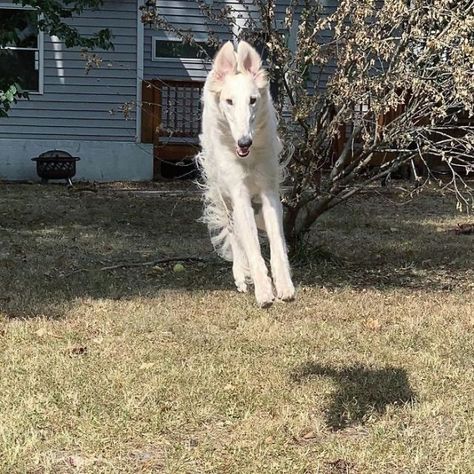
[151,33,215,66]
[0,2,44,95]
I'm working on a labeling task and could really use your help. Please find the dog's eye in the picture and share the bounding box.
[250,97,257,105]
[226,99,233,105]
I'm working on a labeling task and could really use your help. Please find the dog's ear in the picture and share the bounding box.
[237,41,268,88]
[209,41,236,91]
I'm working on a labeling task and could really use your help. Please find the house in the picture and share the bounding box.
[0,0,297,182]
[1,0,148,181]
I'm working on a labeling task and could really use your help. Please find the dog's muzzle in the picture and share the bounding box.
[236,137,253,158]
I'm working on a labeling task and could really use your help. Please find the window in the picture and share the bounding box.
[152,35,217,64]
[0,7,43,93]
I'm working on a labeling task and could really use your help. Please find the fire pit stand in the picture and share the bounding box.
[32,150,80,186]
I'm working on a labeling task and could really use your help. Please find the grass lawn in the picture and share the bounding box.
[0,182,473,473]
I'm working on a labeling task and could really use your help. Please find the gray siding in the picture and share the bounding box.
[0,0,341,143]
[144,1,225,81]
[143,0,292,81]
[312,0,339,94]
[0,0,138,142]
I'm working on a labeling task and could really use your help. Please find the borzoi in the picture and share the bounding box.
[197,41,295,307]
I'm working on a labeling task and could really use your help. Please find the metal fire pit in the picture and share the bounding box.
[32,149,80,186]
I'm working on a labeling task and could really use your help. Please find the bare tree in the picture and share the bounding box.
[143,0,474,245]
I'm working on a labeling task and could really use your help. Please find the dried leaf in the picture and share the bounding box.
[140,362,155,370]
[68,346,88,356]
[35,327,48,338]
[301,430,317,440]
[294,428,319,444]
[66,455,88,468]
[326,458,356,473]
[366,318,382,331]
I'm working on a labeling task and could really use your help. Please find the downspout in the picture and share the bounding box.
[136,0,145,142]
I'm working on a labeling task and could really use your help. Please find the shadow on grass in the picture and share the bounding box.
[291,363,417,431]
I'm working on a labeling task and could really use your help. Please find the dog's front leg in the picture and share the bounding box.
[228,232,250,293]
[260,189,295,301]
[232,188,274,307]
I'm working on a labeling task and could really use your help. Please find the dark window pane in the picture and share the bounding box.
[154,40,217,60]
[0,9,38,48]
[0,49,39,91]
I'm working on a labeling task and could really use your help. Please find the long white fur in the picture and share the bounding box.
[197,41,295,307]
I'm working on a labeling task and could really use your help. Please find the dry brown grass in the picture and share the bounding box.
[0,182,473,473]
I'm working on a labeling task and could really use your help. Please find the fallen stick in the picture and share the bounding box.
[99,256,206,271]
[63,256,207,277]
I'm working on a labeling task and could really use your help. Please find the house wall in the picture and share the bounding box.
[0,0,153,181]
[143,0,293,81]
[1,139,152,181]
[311,0,339,94]
[0,0,340,181]
[142,0,339,103]
[144,1,223,81]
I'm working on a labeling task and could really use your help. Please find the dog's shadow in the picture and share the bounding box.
[291,363,416,431]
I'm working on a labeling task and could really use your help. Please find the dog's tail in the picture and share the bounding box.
[195,151,233,261]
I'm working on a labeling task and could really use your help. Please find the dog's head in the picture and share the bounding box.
[208,41,268,158]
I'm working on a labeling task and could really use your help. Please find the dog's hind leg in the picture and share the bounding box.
[229,232,251,293]
[252,198,266,232]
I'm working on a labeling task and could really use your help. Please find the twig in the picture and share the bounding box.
[63,256,207,277]
[99,256,206,271]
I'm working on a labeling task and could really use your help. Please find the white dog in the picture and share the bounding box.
[197,41,295,307]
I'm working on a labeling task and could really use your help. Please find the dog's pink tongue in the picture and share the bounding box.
[237,146,250,157]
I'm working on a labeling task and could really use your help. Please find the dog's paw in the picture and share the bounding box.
[255,280,275,308]
[257,295,274,308]
[233,263,250,294]
[235,280,248,293]
[275,279,296,302]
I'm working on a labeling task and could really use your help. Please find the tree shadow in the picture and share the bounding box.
[292,191,473,292]
[0,183,227,319]
[291,363,417,431]
[0,183,471,318]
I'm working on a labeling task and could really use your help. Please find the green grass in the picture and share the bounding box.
[0,182,473,473]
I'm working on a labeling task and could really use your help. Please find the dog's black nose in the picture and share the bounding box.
[238,137,253,148]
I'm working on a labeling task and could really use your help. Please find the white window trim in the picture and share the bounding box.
[0,3,44,95]
[151,34,213,65]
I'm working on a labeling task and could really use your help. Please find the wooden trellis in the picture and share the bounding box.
[141,79,204,179]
